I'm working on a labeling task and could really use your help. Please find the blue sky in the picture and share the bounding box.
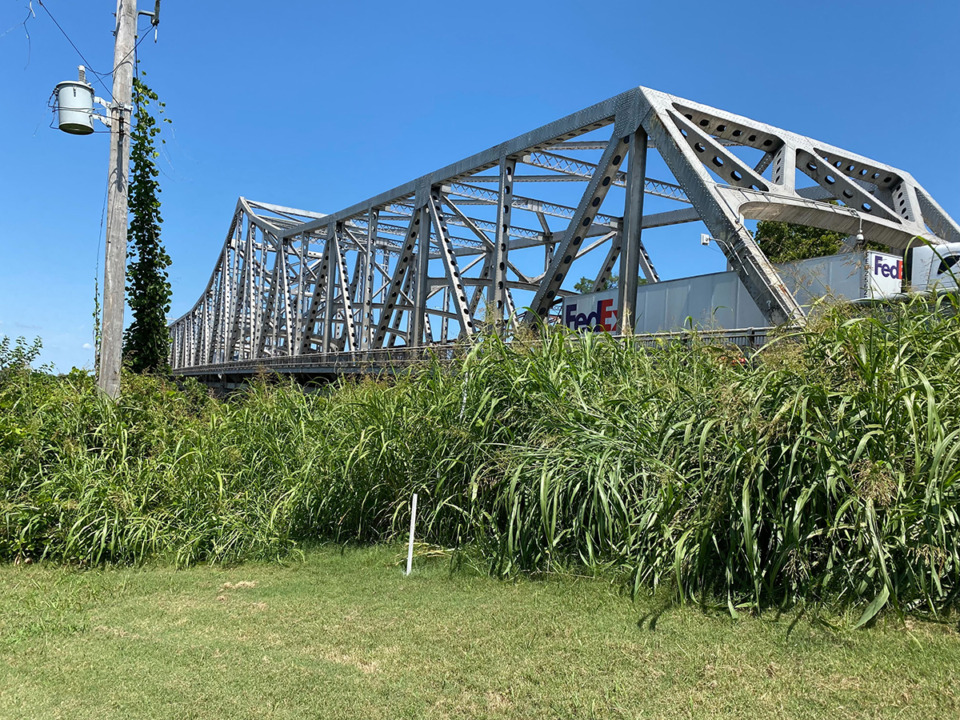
[2,0,958,371]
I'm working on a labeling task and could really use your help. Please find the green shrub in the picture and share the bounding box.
[1,294,959,620]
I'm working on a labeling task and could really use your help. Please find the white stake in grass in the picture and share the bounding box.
[405,493,418,576]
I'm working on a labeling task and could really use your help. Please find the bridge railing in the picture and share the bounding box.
[172,326,775,378]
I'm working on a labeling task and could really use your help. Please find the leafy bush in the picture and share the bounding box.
[1,295,959,621]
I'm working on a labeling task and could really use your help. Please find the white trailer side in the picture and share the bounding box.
[563,251,903,334]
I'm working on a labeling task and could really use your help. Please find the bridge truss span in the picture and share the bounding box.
[169,86,960,374]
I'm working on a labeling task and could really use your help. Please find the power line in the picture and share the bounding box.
[124,24,153,79]
[37,0,113,99]
[0,2,35,41]
[39,0,157,109]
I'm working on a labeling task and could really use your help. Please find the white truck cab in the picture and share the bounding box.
[907,243,960,292]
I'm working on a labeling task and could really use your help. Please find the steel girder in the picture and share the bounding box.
[169,86,959,372]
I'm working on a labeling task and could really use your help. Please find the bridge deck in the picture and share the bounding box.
[173,327,773,386]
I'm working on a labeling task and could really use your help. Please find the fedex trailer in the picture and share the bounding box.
[562,244,960,334]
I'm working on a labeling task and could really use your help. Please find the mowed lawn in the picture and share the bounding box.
[1,546,957,719]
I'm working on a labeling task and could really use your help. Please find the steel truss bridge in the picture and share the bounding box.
[169,86,960,381]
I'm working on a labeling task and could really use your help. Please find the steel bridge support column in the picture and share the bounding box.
[292,233,309,353]
[279,240,293,355]
[208,263,224,364]
[360,209,378,349]
[618,129,648,333]
[333,228,357,352]
[429,190,475,339]
[410,203,432,346]
[244,221,256,359]
[188,321,193,366]
[490,157,516,326]
[321,225,338,354]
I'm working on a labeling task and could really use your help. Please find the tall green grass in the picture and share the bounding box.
[2,294,959,618]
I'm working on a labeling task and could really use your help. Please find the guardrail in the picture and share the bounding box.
[172,326,775,379]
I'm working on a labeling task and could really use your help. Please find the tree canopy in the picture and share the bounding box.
[754,209,885,263]
[574,274,618,294]
[753,219,848,263]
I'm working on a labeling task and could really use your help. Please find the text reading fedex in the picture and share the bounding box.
[873,254,903,279]
[565,298,618,331]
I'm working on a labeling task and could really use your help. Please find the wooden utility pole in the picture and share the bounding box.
[98,0,137,398]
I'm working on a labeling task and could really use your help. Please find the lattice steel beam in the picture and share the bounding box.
[169,86,958,374]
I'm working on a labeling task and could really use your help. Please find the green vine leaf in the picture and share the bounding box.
[122,75,173,375]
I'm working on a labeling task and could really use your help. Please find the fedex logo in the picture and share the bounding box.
[565,298,619,332]
[873,255,903,280]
